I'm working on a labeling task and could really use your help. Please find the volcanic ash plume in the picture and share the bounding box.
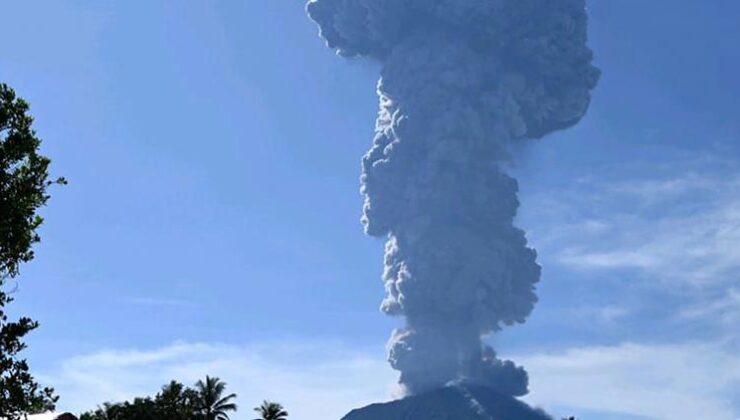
[308,0,599,396]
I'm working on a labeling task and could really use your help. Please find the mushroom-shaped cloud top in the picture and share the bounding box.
[307,0,600,138]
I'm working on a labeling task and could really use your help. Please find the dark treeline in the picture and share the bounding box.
[79,375,288,420]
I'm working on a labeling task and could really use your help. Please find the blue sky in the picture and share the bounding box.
[1,1,739,419]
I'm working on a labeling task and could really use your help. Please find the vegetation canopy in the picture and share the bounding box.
[0,82,63,420]
[253,401,288,420]
[80,376,240,420]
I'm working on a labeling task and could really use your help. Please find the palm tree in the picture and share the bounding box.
[253,401,288,420]
[194,376,238,420]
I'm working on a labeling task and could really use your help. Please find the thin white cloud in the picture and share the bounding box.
[521,167,740,350]
[42,341,395,419]
[679,288,740,326]
[556,195,740,288]
[608,174,719,201]
[515,160,740,419]
[570,304,629,325]
[519,342,740,420]
[524,161,740,292]
[42,339,740,420]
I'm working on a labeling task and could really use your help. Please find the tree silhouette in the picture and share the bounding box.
[80,377,239,420]
[156,380,200,420]
[253,401,288,420]
[194,376,238,420]
[80,398,158,420]
[80,402,116,420]
[0,82,63,419]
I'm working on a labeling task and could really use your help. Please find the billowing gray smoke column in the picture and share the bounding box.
[308,0,599,397]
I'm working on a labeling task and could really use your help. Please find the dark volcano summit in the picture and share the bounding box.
[342,385,552,420]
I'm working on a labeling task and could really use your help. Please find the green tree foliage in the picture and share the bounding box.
[80,377,238,420]
[253,401,288,420]
[157,380,201,420]
[79,383,195,420]
[0,83,63,419]
[194,376,238,420]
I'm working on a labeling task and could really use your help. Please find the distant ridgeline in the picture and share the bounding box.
[342,385,552,420]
